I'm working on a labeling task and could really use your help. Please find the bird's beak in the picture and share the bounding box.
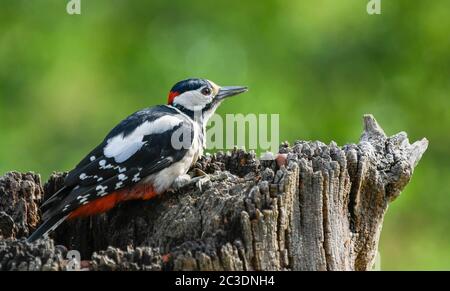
[216,86,248,101]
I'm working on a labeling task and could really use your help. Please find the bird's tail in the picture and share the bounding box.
[27,214,68,243]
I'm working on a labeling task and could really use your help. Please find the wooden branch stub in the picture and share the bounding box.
[0,115,428,271]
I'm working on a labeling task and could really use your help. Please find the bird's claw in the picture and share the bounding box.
[171,174,192,191]
[171,173,211,192]
[193,175,211,192]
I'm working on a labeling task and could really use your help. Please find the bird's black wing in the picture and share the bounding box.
[41,105,193,219]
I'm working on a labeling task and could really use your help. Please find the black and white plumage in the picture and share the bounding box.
[28,78,247,242]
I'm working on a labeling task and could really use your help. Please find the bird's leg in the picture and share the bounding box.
[171,168,211,192]
[191,169,211,192]
[171,174,192,190]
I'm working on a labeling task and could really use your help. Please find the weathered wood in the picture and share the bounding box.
[0,115,428,271]
[0,172,42,239]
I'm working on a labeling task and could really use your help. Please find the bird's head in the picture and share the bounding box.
[167,78,247,120]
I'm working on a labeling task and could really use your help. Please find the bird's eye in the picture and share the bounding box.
[201,87,211,96]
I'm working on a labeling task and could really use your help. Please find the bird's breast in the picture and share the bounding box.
[143,121,204,194]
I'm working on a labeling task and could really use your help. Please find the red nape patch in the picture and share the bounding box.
[168,91,179,105]
[67,184,157,219]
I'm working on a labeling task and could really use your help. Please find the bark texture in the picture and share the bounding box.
[0,115,428,271]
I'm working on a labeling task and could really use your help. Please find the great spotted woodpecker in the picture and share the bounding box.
[28,78,247,242]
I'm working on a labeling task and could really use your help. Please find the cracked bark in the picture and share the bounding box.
[0,115,428,271]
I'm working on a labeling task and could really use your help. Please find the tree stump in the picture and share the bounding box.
[0,115,428,271]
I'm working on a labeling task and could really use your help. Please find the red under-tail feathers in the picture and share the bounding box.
[68,184,157,219]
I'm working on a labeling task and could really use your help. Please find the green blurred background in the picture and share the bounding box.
[0,0,448,270]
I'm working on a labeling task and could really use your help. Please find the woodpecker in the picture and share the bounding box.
[28,78,247,242]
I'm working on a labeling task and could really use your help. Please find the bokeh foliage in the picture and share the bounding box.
[0,0,448,270]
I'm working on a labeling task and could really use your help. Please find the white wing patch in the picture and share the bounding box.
[103,115,183,163]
